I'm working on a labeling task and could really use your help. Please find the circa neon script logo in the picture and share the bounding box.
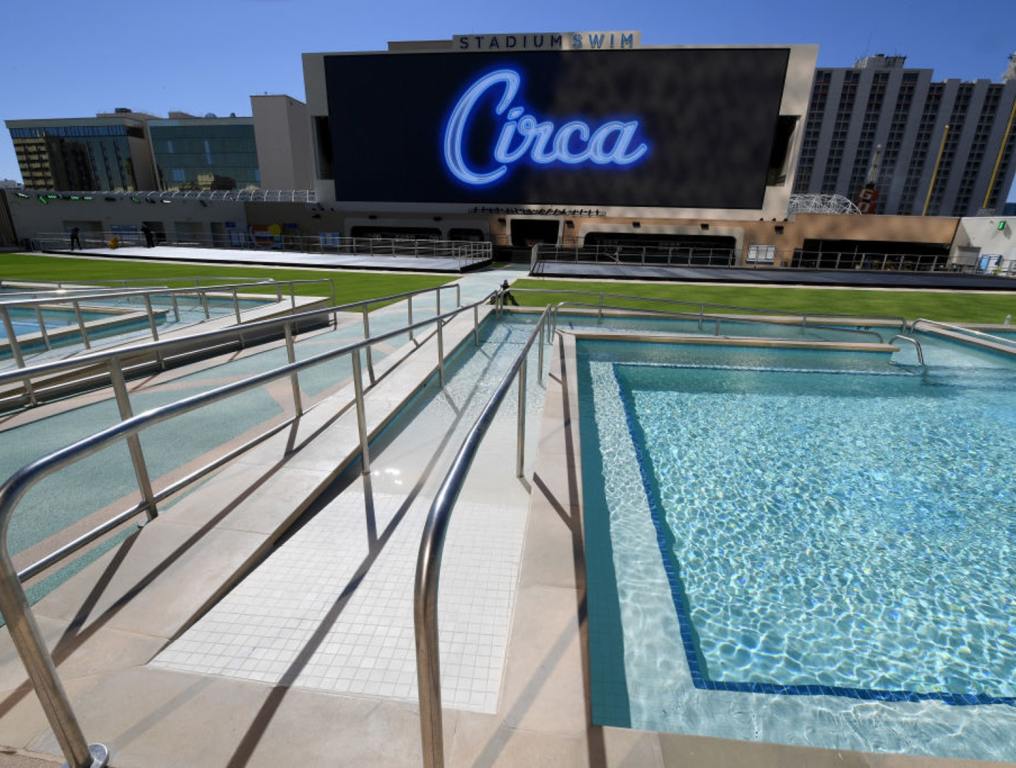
[442,68,650,186]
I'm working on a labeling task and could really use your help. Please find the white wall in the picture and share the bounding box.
[951,216,1016,270]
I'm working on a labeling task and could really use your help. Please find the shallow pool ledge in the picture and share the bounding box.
[487,329,997,768]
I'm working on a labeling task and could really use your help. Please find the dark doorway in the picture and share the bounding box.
[795,239,951,270]
[510,218,560,248]
[447,227,486,242]
[582,232,737,266]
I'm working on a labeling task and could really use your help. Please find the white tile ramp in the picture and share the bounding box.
[150,318,549,716]
[0,306,491,755]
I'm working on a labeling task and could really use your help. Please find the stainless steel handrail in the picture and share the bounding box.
[546,301,889,343]
[411,291,902,768]
[0,283,462,409]
[0,278,337,385]
[413,303,550,768]
[508,287,908,329]
[911,318,1016,351]
[0,288,497,768]
[1,275,262,290]
[889,334,926,367]
[0,278,328,310]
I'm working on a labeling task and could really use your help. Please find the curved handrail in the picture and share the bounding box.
[0,287,497,768]
[911,318,1016,352]
[889,334,926,367]
[414,304,550,768]
[412,293,895,768]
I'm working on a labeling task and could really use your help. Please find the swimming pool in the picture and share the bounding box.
[0,307,108,339]
[579,337,1016,761]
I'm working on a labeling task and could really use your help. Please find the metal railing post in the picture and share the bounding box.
[232,289,242,324]
[537,320,545,378]
[408,295,414,342]
[436,287,442,317]
[0,552,107,767]
[455,284,461,307]
[71,301,91,350]
[351,349,371,475]
[0,308,36,406]
[200,291,210,319]
[516,358,527,478]
[170,294,180,322]
[109,357,157,520]
[34,306,52,350]
[361,306,376,384]
[283,322,303,416]
[436,319,445,387]
[1,307,26,371]
[143,295,159,342]
[473,305,479,346]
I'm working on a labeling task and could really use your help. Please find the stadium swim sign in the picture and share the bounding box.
[443,68,650,186]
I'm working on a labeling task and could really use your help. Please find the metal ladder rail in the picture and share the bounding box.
[889,334,926,367]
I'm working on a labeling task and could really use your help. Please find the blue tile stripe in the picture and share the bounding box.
[610,362,1016,709]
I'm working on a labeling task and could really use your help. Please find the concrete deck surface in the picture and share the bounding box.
[50,246,489,274]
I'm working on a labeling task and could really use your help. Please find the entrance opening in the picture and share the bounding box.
[582,232,737,266]
[510,218,560,248]
[795,239,951,270]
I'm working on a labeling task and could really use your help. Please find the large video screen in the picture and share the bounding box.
[324,48,789,209]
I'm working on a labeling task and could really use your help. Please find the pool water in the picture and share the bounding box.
[580,338,1016,761]
[0,307,107,339]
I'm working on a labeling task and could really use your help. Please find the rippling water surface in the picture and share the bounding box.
[579,339,1016,760]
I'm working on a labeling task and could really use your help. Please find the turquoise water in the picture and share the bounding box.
[580,338,1016,761]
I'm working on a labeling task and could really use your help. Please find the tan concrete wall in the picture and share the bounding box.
[251,96,315,190]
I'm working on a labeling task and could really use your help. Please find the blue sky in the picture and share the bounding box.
[1,0,1013,200]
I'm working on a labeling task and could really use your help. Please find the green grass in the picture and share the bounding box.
[510,278,1016,324]
[0,253,453,308]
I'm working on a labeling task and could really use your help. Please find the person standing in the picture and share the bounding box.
[500,279,519,306]
[141,223,155,248]
[69,226,81,251]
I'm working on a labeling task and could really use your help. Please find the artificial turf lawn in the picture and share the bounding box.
[0,253,453,308]
[510,278,1016,324]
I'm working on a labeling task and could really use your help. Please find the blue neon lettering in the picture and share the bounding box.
[442,68,649,186]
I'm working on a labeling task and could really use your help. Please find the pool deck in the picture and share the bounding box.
[46,246,490,274]
[0,319,1006,766]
